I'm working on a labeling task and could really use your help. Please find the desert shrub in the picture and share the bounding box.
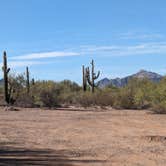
[115,87,135,109]
[112,79,138,109]
[2,73,27,105]
[30,80,81,107]
[58,80,81,92]
[151,102,166,114]
[1,70,166,114]
[75,91,95,107]
[32,81,60,107]
[150,77,166,114]
[94,87,119,106]
[0,86,4,105]
[133,79,155,109]
[57,80,81,105]
[15,93,35,107]
[112,78,156,109]
[5,73,35,107]
[74,87,119,107]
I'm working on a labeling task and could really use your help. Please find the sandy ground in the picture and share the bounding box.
[0,107,165,166]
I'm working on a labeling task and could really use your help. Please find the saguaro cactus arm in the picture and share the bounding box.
[7,68,10,73]
[93,71,100,79]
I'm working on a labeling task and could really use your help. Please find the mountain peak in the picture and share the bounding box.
[133,69,162,79]
[98,70,163,88]
[97,77,110,88]
[138,69,148,73]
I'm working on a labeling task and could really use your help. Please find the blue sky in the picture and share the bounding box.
[0,0,166,84]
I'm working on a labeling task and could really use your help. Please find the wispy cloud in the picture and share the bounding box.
[0,61,51,68]
[81,42,166,56]
[7,42,166,68]
[11,51,80,60]
[117,32,163,40]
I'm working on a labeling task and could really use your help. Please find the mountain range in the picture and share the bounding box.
[0,70,164,88]
[98,70,163,88]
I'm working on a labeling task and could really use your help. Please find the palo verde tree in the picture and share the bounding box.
[86,59,100,93]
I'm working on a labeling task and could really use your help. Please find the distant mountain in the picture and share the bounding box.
[98,70,163,88]
[97,78,110,88]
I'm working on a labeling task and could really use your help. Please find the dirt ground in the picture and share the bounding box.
[0,107,165,166]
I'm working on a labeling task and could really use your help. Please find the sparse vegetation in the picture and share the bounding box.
[1,52,166,114]
[1,76,166,114]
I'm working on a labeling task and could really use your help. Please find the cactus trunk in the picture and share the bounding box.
[91,60,95,93]
[82,65,87,91]
[26,66,30,94]
[2,51,10,104]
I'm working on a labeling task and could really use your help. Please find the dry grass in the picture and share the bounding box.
[0,107,166,166]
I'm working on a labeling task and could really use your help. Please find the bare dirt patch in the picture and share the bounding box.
[0,108,165,166]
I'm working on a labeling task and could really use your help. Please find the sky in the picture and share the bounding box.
[0,0,166,84]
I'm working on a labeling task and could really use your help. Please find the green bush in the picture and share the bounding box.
[74,87,119,107]
[150,77,166,114]
[32,81,59,107]
[151,102,166,114]
[133,79,155,109]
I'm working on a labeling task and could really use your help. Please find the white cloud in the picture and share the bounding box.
[81,42,166,56]
[0,61,50,68]
[5,42,166,68]
[11,51,80,60]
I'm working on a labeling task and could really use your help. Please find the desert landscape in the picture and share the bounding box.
[0,107,165,166]
[1,1,166,166]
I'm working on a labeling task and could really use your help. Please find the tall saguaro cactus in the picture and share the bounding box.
[2,51,10,104]
[26,66,30,94]
[86,60,100,93]
[31,78,35,86]
[82,65,87,91]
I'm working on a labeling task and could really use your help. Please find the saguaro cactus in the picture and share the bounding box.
[86,60,100,93]
[2,51,10,104]
[31,78,35,86]
[82,65,87,91]
[26,66,30,94]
